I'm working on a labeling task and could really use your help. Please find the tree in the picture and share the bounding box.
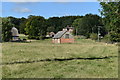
[100,2,120,42]
[46,16,83,34]
[46,17,61,33]
[60,16,83,28]
[7,16,20,32]
[2,17,13,42]
[72,18,82,35]
[19,17,27,34]
[25,16,47,39]
[90,33,98,40]
[72,14,104,38]
[47,26,55,33]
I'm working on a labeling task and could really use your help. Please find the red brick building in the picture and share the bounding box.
[52,28,74,43]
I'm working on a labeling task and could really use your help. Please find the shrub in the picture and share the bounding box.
[109,31,120,42]
[90,33,98,40]
[79,35,87,39]
[28,35,45,40]
[102,34,112,43]
[75,35,86,39]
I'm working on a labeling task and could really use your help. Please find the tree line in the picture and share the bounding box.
[1,2,120,42]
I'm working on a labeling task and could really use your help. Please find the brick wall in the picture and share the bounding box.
[60,38,74,43]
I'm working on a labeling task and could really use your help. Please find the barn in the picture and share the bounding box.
[11,27,19,41]
[52,29,74,43]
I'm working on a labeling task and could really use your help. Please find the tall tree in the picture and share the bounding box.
[72,14,104,38]
[46,17,61,33]
[7,16,20,32]
[46,16,83,34]
[19,17,27,34]
[72,18,82,35]
[2,17,14,41]
[100,2,120,42]
[25,16,47,39]
[60,16,83,28]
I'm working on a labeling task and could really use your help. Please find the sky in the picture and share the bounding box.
[2,0,98,2]
[2,2,102,19]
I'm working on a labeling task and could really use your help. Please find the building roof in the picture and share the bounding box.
[53,30,67,39]
[11,27,19,36]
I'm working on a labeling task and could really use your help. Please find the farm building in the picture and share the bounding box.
[46,32,55,38]
[11,27,19,41]
[52,28,74,43]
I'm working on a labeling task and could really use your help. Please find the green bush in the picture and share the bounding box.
[101,34,111,43]
[79,35,87,39]
[109,31,120,42]
[90,33,98,40]
[28,35,44,40]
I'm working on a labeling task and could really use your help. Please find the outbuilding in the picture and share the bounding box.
[11,27,19,41]
[52,30,74,43]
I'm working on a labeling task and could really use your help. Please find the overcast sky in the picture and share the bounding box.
[2,1,101,19]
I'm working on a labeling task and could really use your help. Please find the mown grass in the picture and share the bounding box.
[2,37,118,78]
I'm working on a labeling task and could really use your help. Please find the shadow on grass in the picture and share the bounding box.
[1,56,117,65]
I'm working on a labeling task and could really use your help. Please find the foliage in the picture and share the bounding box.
[101,34,111,43]
[7,16,21,32]
[25,16,47,39]
[19,17,27,34]
[75,35,87,39]
[72,18,82,35]
[100,2,120,42]
[90,33,98,40]
[79,35,87,39]
[2,17,14,42]
[46,16,82,33]
[46,17,61,33]
[47,26,55,33]
[60,16,83,28]
[0,15,88,41]
[72,14,105,38]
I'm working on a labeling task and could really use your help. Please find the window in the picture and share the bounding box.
[65,34,69,39]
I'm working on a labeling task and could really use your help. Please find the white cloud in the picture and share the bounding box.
[3,0,98,2]
[13,7,31,13]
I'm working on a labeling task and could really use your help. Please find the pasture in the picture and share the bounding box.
[2,37,118,78]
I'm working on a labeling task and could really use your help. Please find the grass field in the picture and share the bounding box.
[2,36,118,78]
